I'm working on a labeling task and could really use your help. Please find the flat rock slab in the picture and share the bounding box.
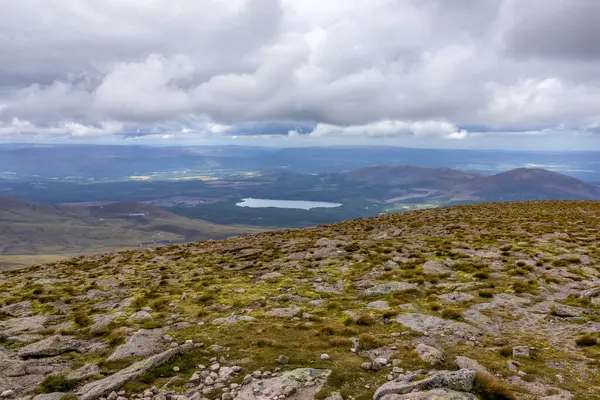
[422,261,453,276]
[107,329,164,361]
[395,313,482,339]
[78,343,192,400]
[380,388,477,400]
[0,301,33,317]
[18,335,104,359]
[211,315,256,325]
[313,281,345,294]
[438,293,474,304]
[367,301,391,310]
[0,316,48,336]
[237,368,331,400]
[265,306,302,318]
[363,282,418,297]
[374,369,476,400]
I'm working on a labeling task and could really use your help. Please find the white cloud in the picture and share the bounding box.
[0,0,599,148]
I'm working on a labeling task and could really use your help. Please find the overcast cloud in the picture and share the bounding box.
[1,0,600,149]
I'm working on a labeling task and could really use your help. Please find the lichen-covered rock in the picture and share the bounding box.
[373,369,476,400]
[265,306,302,318]
[379,388,477,400]
[78,343,193,400]
[416,344,446,366]
[364,282,417,297]
[423,261,453,276]
[237,368,331,400]
[107,329,164,361]
[18,335,102,359]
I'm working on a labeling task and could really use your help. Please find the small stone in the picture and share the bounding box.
[173,366,180,372]
[320,353,330,360]
[374,357,388,366]
[204,377,215,386]
[252,370,262,378]
[0,390,15,399]
[210,363,221,371]
[232,366,242,372]
[513,346,530,358]
[277,355,289,364]
[243,375,253,385]
[190,372,201,382]
[107,392,118,400]
[361,362,372,370]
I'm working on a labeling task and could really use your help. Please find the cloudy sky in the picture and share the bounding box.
[1,0,600,149]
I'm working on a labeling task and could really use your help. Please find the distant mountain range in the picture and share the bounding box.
[343,165,600,202]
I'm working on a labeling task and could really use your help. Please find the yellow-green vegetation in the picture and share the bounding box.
[1,201,600,399]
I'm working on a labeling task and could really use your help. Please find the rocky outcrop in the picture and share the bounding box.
[380,389,477,399]
[395,313,482,339]
[18,336,103,359]
[373,369,476,400]
[107,329,164,361]
[416,344,446,366]
[77,343,193,400]
[363,282,417,297]
[237,368,331,400]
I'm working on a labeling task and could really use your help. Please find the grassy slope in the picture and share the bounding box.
[0,198,264,269]
[1,201,599,399]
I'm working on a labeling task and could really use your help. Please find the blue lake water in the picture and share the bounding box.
[236,198,342,210]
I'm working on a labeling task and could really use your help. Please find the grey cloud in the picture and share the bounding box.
[504,0,600,61]
[0,0,600,148]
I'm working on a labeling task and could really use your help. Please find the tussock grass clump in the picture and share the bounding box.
[441,307,462,320]
[382,309,400,319]
[472,371,517,400]
[328,337,352,347]
[478,289,496,298]
[358,333,381,350]
[73,311,92,327]
[575,333,599,347]
[356,313,375,326]
[38,374,78,394]
[256,338,276,347]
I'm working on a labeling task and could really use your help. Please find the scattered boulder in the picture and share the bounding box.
[90,313,127,334]
[552,304,587,318]
[0,356,27,377]
[107,329,164,361]
[454,356,487,372]
[0,316,47,336]
[67,363,101,381]
[77,343,193,400]
[395,313,482,339]
[260,272,283,280]
[364,282,417,297]
[416,344,446,366]
[265,306,302,318]
[0,301,32,317]
[423,261,453,276]
[128,310,152,321]
[237,368,330,400]
[32,393,67,400]
[373,369,476,400]
[438,293,474,304]
[380,388,477,399]
[18,335,101,359]
[367,301,391,310]
[313,281,345,294]
[211,315,256,325]
[512,346,530,358]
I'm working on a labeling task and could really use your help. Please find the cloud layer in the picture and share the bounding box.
[1,0,600,148]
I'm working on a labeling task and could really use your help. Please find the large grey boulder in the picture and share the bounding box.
[373,370,476,400]
[0,302,33,317]
[423,261,453,276]
[416,344,446,366]
[0,316,47,336]
[107,329,164,361]
[265,306,302,318]
[237,368,331,400]
[364,282,417,297]
[77,343,192,400]
[211,315,256,325]
[380,388,477,400]
[18,336,102,359]
[32,393,67,400]
[67,363,101,381]
[0,358,27,377]
[89,313,127,334]
[552,304,588,318]
[454,357,487,372]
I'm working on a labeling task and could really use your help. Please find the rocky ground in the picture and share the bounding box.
[1,201,599,400]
